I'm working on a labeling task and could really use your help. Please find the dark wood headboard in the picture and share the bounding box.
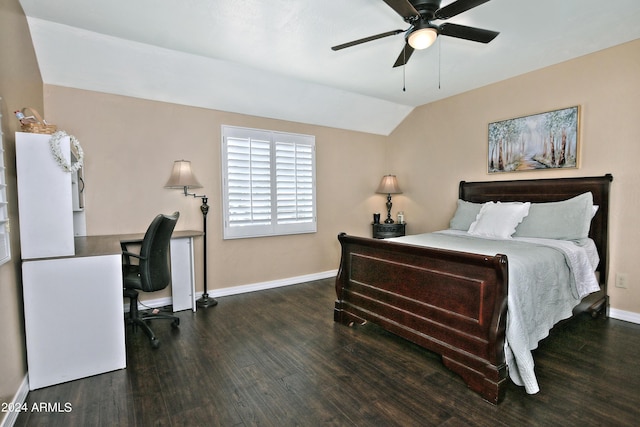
[459,174,613,288]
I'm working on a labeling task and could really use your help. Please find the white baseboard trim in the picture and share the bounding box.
[209,270,338,298]
[1,375,29,427]
[609,308,640,324]
[129,270,338,311]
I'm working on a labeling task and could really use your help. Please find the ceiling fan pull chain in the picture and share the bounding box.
[402,47,406,92]
[438,37,441,90]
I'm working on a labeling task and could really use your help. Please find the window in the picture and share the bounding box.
[221,125,316,239]
[0,110,10,266]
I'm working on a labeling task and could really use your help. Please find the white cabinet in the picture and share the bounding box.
[15,132,81,259]
[22,254,126,390]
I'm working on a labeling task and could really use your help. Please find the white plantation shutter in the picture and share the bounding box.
[0,115,10,265]
[226,135,271,227]
[275,138,314,224]
[222,126,316,239]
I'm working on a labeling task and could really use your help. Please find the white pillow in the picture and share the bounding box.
[468,201,531,239]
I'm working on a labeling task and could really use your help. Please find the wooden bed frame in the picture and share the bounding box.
[334,174,613,404]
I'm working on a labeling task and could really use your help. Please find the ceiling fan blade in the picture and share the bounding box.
[382,0,420,20]
[435,0,491,20]
[331,29,404,51]
[393,43,415,68]
[439,22,498,43]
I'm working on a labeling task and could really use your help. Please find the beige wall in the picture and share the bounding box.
[44,87,388,292]
[0,0,43,417]
[388,39,640,315]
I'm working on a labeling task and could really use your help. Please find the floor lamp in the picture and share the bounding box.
[165,160,218,308]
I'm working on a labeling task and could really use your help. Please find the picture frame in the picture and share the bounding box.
[488,106,579,173]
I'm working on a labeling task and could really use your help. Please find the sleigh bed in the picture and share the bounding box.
[334,174,613,404]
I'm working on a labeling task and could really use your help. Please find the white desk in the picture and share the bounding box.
[22,230,202,390]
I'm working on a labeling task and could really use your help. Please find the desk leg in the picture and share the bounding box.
[170,237,197,312]
[188,236,197,312]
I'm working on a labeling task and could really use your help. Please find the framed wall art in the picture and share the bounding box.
[488,106,579,173]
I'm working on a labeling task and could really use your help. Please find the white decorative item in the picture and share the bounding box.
[49,130,84,173]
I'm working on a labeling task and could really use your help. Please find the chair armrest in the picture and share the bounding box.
[121,237,146,266]
[122,250,143,259]
[122,250,144,266]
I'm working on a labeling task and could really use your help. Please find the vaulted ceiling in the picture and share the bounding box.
[19,0,640,135]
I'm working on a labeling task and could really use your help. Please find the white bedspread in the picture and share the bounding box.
[388,230,600,394]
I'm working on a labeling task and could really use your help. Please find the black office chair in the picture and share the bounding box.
[122,212,180,349]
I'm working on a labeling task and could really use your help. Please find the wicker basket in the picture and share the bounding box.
[20,107,57,134]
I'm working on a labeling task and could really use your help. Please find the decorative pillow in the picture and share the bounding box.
[468,201,531,239]
[449,199,482,231]
[513,192,594,240]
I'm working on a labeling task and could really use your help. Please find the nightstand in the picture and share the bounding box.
[372,223,406,239]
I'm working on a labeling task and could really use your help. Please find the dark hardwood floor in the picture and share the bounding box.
[15,278,640,426]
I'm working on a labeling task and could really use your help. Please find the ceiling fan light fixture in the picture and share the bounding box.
[407,25,438,50]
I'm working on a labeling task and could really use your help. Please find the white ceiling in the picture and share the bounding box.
[19,0,640,135]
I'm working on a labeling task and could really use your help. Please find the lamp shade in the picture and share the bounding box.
[407,22,438,50]
[165,160,203,189]
[376,175,402,194]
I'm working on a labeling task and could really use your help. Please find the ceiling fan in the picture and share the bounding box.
[331,0,499,67]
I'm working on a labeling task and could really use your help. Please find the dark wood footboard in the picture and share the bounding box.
[335,233,509,404]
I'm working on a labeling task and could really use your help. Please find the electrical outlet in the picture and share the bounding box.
[615,273,628,289]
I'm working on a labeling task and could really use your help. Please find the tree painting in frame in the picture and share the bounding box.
[488,106,579,173]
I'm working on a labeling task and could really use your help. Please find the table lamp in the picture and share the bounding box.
[376,175,402,224]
